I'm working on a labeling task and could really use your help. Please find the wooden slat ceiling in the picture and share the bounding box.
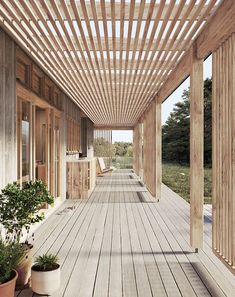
[0,0,222,127]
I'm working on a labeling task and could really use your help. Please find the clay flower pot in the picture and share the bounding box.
[16,250,33,287]
[0,270,18,297]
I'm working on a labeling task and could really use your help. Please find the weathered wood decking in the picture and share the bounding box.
[16,170,235,297]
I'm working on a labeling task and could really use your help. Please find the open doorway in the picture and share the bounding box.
[94,129,133,170]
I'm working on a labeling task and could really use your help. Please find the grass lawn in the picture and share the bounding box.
[162,163,212,204]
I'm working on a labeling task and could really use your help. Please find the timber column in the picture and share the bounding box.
[190,45,204,250]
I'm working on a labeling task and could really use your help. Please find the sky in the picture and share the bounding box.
[112,130,133,143]
[112,55,212,143]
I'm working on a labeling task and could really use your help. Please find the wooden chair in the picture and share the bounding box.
[96,157,113,176]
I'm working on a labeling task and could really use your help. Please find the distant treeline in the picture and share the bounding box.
[94,139,133,157]
[162,78,212,166]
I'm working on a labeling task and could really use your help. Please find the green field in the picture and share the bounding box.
[162,163,212,204]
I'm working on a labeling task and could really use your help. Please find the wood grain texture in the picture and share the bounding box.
[190,45,204,249]
[66,158,96,199]
[212,33,235,275]
[0,28,16,189]
[0,1,223,126]
[16,171,235,297]
[133,124,139,175]
[142,101,161,199]
[196,0,235,59]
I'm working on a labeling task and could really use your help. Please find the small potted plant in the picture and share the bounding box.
[31,253,60,295]
[0,180,54,287]
[0,239,26,297]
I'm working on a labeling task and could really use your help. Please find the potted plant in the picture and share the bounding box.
[0,239,26,297]
[31,253,60,295]
[0,180,54,287]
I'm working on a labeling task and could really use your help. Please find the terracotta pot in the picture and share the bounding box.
[0,270,18,297]
[16,245,33,287]
[31,265,60,296]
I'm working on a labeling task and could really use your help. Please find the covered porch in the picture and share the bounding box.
[16,170,235,297]
[0,0,234,296]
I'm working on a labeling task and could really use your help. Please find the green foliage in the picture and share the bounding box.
[94,137,115,158]
[162,163,212,203]
[126,145,133,157]
[114,142,132,157]
[0,239,27,284]
[162,78,212,166]
[204,78,212,165]
[33,254,59,271]
[162,89,190,164]
[0,180,54,242]
[112,156,133,169]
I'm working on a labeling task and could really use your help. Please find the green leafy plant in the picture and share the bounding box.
[32,254,59,272]
[0,180,54,243]
[0,239,27,284]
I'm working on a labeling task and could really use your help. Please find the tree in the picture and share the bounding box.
[162,78,212,166]
[203,78,212,166]
[126,145,133,157]
[94,137,115,157]
[162,89,190,164]
[114,142,132,156]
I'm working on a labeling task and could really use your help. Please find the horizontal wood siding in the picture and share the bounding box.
[212,33,235,274]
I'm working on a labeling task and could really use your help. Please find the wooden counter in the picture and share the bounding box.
[66,157,96,199]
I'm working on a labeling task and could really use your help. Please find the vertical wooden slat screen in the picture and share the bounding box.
[133,125,139,175]
[212,33,235,274]
[138,123,144,180]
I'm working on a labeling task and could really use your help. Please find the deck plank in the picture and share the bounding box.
[17,170,235,297]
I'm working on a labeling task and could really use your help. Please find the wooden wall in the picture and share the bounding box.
[212,33,235,274]
[0,28,16,189]
[16,47,63,111]
[65,98,81,153]
[81,117,94,158]
[0,28,87,202]
[142,101,161,198]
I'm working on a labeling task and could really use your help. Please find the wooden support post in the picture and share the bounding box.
[190,46,204,249]
[138,122,143,180]
[142,101,161,199]
[156,102,162,201]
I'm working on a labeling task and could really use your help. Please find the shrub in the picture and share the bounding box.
[32,254,59,272]
[0,180,54,243]
[0,239,27,284]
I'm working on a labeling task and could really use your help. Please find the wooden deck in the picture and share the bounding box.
[16,170,235,297]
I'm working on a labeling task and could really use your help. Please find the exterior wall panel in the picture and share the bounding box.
[0,28,17,189]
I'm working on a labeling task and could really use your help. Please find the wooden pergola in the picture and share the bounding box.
[0,0,235,278]
[0,0,222,127]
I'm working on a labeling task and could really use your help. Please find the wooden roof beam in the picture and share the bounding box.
[155,0,235,106]
[196,0,235,59]
[94,125,134,130]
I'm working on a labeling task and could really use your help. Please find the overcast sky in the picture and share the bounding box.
[112,55,212,143]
